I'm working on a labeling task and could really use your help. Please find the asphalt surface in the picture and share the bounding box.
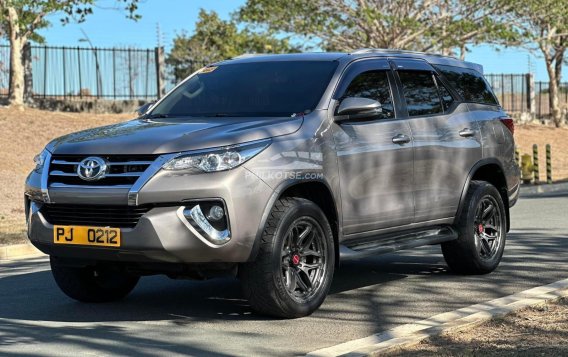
[1,191,567,356]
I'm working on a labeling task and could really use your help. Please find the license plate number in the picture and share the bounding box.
[53,226,121,247]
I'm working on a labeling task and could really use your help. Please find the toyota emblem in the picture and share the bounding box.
[77,157,108,181]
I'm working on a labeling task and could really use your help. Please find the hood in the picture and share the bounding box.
[46,116,303,155]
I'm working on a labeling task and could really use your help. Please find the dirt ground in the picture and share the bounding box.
[0,106,567,245]
[0,106,130,245]
[388,297,568,356]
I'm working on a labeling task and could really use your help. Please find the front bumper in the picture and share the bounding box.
[26,166,273,264]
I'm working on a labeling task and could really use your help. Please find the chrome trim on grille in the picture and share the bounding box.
[49,183,132,189]
[50,170,145,177]
[127,153,177,206]
[48,154,160,196]
[52,160,154,166]
[41,151,52,203]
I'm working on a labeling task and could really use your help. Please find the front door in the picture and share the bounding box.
[332,59,414,236]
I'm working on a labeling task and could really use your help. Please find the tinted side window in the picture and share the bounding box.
[435,77,455,111]
[398,70,442,116]
[342,70,394,119]
[435,65,498,105]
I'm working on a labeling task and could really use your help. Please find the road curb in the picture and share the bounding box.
[520,182,568,196]
[307,278,568,357]
[0,243,44,260]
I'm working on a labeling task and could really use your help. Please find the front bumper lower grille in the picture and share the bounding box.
[40,204,153,228]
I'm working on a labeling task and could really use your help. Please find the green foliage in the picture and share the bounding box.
[0,0,141,43]
[166,10,299,81]
[236,0,518,54]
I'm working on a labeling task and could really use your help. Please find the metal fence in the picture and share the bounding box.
[0,44,164,100]
[1,45,567,115]
[485,73,568,118]
[485,74,530,113]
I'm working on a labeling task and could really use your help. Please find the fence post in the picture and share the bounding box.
[43,46,48,99]
[128,48,133,99]
[112,48,117,100]
[154,46,166,99]
[62,46,66,100]
[526,73,535,119]
[95,47,101,99]
[145,49,150,99]
[23,43,33,104]
[533,144,539,184]
[546,144,552,184]
[77,47,82,98]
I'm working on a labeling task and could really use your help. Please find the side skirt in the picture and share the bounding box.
[339,225,457,261]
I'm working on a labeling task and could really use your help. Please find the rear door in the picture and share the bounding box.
[390,59,482,222]
[332,59,414,235]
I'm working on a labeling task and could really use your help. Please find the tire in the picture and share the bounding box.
[442,180,507,275]
[50,257,139,303]
[239,197,335,318]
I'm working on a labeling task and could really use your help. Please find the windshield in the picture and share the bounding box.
[150,60,339,117]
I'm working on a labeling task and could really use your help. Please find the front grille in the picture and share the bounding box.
[48,155,159,187]
[41,204,153,228]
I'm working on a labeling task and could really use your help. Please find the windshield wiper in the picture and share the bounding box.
[145,113,170,119]
[202,113,233,117]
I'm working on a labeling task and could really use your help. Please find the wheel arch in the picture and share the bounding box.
[247,180,341,265]
[455,159,510,231]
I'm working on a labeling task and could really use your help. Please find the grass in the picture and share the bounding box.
[1,105,567,246]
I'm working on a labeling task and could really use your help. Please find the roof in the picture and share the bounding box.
[219,49,484,73]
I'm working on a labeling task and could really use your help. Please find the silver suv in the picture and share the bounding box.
[25,50,520,318]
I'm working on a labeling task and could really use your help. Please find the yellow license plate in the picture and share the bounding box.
[53,225,121,247]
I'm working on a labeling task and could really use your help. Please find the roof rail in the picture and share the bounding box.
[351,48,457,60]
[231,53,268,60]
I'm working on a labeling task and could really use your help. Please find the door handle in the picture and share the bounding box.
[459,128,475,137]
[392,134,411,144]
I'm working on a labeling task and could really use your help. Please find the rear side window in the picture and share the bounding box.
[435,65,498,105]
[341,70,394,119]
[398,70,443,116]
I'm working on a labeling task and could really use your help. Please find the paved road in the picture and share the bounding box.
[1,191,567,356]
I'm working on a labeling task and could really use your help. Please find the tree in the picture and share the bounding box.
[504,0,567,127]
[167,10,298,81]
[0,0,141,107]
[236,0,515,57]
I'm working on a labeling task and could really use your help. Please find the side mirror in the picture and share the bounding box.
[335,97,382,122]
[136,101,155,117]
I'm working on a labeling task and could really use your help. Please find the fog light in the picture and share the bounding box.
[208,205,224,221]
[178,203,231,247]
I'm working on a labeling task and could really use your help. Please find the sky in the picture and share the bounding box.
[36,0,565,82]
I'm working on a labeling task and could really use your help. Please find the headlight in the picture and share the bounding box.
[33,148,49,172]
[162,139,271,172]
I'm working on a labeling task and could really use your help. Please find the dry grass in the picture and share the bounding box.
[0,106,131,245]
[388,297,568,356]
[0,106,567,246]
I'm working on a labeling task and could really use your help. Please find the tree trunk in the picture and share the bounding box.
[542,47,563,128]
[548,80,561,127]
[7,6,27,107]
